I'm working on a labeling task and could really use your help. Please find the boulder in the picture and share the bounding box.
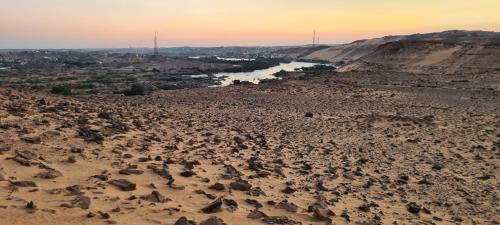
[109,179,136,191]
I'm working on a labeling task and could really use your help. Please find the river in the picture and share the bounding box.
[214,61,322,86]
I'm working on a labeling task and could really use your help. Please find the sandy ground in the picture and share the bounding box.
[0,72,498,225]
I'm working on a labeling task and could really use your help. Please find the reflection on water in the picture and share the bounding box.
[183,74,209,78]
[214,61,320,86]
[188,56,255,61]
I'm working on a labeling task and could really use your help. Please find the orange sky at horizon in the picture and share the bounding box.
[1,0,499,48]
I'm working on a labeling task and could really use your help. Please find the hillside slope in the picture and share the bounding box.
[338,40,500,74]
[285,30,500,73]
[301,36,404,64]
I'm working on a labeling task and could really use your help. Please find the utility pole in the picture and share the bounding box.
[154,32,159,56]
[312,29,316,47]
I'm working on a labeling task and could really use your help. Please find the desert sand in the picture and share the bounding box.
[0,70,498,225]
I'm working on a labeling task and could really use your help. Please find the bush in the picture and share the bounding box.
[123,83,146,96]
[50,86,72,95]
[273,70,288,78]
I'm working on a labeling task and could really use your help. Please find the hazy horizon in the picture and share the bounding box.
[2,0,500,49]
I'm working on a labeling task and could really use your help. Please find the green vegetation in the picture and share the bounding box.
[273,70,288,78]
[123,83,146,96]
[222,58,288,73]
[50,85,73,95]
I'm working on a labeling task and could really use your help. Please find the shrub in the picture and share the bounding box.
[50,86,72,95]
[123,83,146,96]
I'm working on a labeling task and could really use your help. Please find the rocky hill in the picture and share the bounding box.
[338,40,500,74]
[286,30,500,74]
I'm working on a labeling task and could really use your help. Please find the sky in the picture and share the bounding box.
[1,0,499,49]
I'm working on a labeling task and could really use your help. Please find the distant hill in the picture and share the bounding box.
[280,35,404,64]
[283,30,500,74]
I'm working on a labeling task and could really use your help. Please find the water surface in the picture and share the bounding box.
[214,61,320,86]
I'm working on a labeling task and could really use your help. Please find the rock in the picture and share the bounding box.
[0,145,10,154]
[262,216,301,224]
[180,170,196,177]
[109,179,136,191]
[182,160,201,170]
[247,210,267,219]
[71,195,91,209]
[341,210,350,222]
[477,174,493,180]
[208,183,225,191]
[35,170,62,179]
[15,150,38,160]
[358,204,371,212]
[12,157,32,167]
[22,136,41,144]
[98,211,110,219]
[98,111,112,119]
[66,185,83,195]
[223,165,242,179]
[201,198,223,214]
[10,150,38,167]
[229,180,252,191]
[417,178,433,185]
[200,216,226,225]
[78,127,104,144]
[119,168,144,175]
[407,202,421,214]
[42,208,56,214]
[282,186,296,194]
[245,199,263,209]
[432,163,443,171]
[67,156,77,163]
[169,183,186,190]
[312,206,331,222]
[86,212,96,218]
[399,174,409,181]
[92,174,109,181]
[151,167,173,180]
[48,188,63,195]
[174,217,196,225]
[223,199,238,208]
[248,187,266,196]
[26,201,37,210]
[60,203,73,208]
[304,112,314,118]
[255,170,271,178]
[142,191,168,203]
[11,181,37,187]
[70,147,83,153]
[276,200,298,212]
[24,202,38,213]
[195,190,216,199]
[433,216,443,221]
